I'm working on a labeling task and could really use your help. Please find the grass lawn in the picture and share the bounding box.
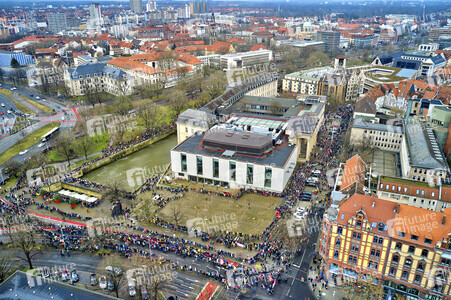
[0,177,18,192]
[0,123,59,165]
[0,88,35,116]
[19,94,53,114]
[139,189,283,235]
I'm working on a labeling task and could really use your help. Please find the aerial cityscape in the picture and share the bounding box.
[0,0,450,299]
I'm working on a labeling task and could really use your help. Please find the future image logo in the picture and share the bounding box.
[186,213,238,237]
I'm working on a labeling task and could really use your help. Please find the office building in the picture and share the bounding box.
[146,0,156,12]
[47,13,68,33]
[190,1,208,14]
[316,31,340,53]
[130,0,143,13]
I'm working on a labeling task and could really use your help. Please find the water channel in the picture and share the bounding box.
[82,134,177,191]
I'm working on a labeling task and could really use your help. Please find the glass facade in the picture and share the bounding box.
[264,167,272,188]
[230,161,236,181]
[247,164,253,184]
[196,156,203,175]
[181,153,187,172]
[213,159,219,178]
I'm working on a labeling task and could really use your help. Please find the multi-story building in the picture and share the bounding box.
[377,176,451,212]
[317,70,348,103]
[64,62,133,96]
[316,31,340,53]
[190,1,208,14]
[320,194,451,300]
[89,3,103,27]
[146,0,156,12]
[176,109,215,144]
[47,13,67,33]
[130,0,143,13]
[171,120,298,193]
[219,50,273,70]
[177,5,190,19]
[282,67,335,95]
[429,27,451,41]
[401,122,449,182]
[350,118,404,152]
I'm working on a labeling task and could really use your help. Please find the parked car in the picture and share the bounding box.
[141,287,149,299]
[71,270,79,282]
[90,274,97,286]
[99,276,107,289]
[61,269,69,281]
[1,103,4,107]
[105,266,122,276]
[19,150,28,155]
[129,283,137,297]
[108,280,114,291]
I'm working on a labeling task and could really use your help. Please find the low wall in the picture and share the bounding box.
[74,130,175,178]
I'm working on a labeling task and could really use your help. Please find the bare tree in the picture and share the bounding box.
[0,254,16,283]
[75,135,94,160]
[169,205,184,228]
[167,90,187,118]
[104,179,126,204]
[6,224,41,269]
[136,105,165,133]
[55,131,76,167]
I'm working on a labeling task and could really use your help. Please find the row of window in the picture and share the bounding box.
[380,183,436,198]
[182,154,272,187]
[363,129,402,138]
[388,266,423,284]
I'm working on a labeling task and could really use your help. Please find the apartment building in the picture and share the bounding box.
[320,194,451,300]
[316,30,340,52]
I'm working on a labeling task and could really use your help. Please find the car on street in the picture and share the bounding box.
[90,274,97,286]
[19,150,28,155]
[1,103,4,107]
[99,276,107,289]
[38,142,45,148]
[36,96,40,100]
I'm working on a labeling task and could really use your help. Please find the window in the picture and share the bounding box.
[398,231,405,238]
[185,127,188,133]
[376,250,381,257]
[246,164,253,184]
[264,167,272,188]
[357,220,362,226]
[378,223,385,231]
[421,249,428,258]
[417,262,425,271]
[196,156,203,175]
[408,246,415,254]
[416,189,419,195]
[180,153,187,172]
[405,258,412,266]
[392,255,399,263]
[424,238,432,245]
[414,275,421,283]
[389,267,396,275]
[352,232,361,240]
[395,242,402,250]
[335,239,341,246]
[337,227,343,234]
[229,162,236,181]
[378,237,383,244]
[213,159,219,178]
[431,192,435,197]
[402,271,408,279]
[373,236,378,243]
[333,251,339,258]
[411,235,419,241]
[404,187,407,193]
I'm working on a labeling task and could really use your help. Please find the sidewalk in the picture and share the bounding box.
[307,258,346,300]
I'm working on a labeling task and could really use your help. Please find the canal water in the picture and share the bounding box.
[82,134,177,191]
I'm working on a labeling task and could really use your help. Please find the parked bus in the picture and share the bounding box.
[41,127,59,142]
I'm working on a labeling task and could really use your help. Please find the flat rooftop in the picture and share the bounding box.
[173,133,296,168]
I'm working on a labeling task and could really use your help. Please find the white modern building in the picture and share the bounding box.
[171,122,297,193]
[220,49,273,70]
